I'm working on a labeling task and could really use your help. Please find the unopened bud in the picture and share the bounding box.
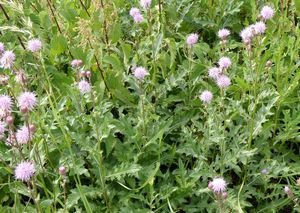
[222,192,228,199]
[0,75,9,85]
[59,166,66,176]
[86,71,91,78]
[80,71,86,77]
[29,124,36,133]
[6,116,13,126]
[284,186,293,198]
[261,169,268,175]
[20,106,28,114]
[265,60,272,68]
[297,178,300,186]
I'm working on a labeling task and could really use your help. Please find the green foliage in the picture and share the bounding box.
[0,0,299,212]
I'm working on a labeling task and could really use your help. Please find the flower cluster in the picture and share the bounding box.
[207,56,232,90]
[240,5,274,45]
[70,60,92,94]
[130,7,144,23]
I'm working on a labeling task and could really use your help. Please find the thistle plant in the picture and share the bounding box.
[0,1,299,212]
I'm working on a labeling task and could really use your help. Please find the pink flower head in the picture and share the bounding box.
[27,39,42,52]
[17,92,37,111]
[200,90,213,103]
[217,75,231,89]
[133,66,149,80]
[16,125,32,144]
[240,27,254,43]
[218,57,232,69]
[78,80,91,94]
[133,13,144,23]
[260,6,274,21]
[254,21,266,35]
[15,161,35,181]
[0,50,15,69]
[130,7,141,17]
[0,95,12,113]
[210,177,227,193]
[140,0,151,9]
[217,28,230,40]
[186,33,199,47]
[71,59,83,68]
[59,166,66,176]
[0,42,4,55]
[284,186,293,197]
[208,67,220,80]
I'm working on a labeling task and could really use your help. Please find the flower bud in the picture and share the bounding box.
[6,116,13,126]
[29,124,36,133]
[20,106,28,114]
[80,70,86,77]
[265,60,272,68]
[59,166,66,176]
[86,71,91,78]
[297,178,300,186]
[222,192,228,199]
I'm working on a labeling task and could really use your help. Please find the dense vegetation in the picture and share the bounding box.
[0,0,300,212]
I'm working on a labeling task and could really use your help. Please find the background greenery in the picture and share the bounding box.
[0,0,300,212]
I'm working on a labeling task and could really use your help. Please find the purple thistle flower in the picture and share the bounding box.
[140,0,151,9]
[210,177,227,193]
[78,80,91,94]
[15,161,35,181]
[218,57,232,69]
[71,59,83,68]
[133,67,149,80]
[133,13,144,23]
[260,6,274,21]
[0,50,15,69]
[217,75,231,89]
[186,33,199,47]
[27,39,42,52]
[240,27,254,43]
[254,21,266,35]
[17,92,37,111]
[0,42,4,55]
[0,95,12,113]
[130,7,141,17]
[208,67,220,80]
[217,28,230,40]
[200,90,213,103]
[16,126,32,144]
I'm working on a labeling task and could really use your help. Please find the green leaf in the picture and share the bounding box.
[50,35,68,55]
[109,22,122,43]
